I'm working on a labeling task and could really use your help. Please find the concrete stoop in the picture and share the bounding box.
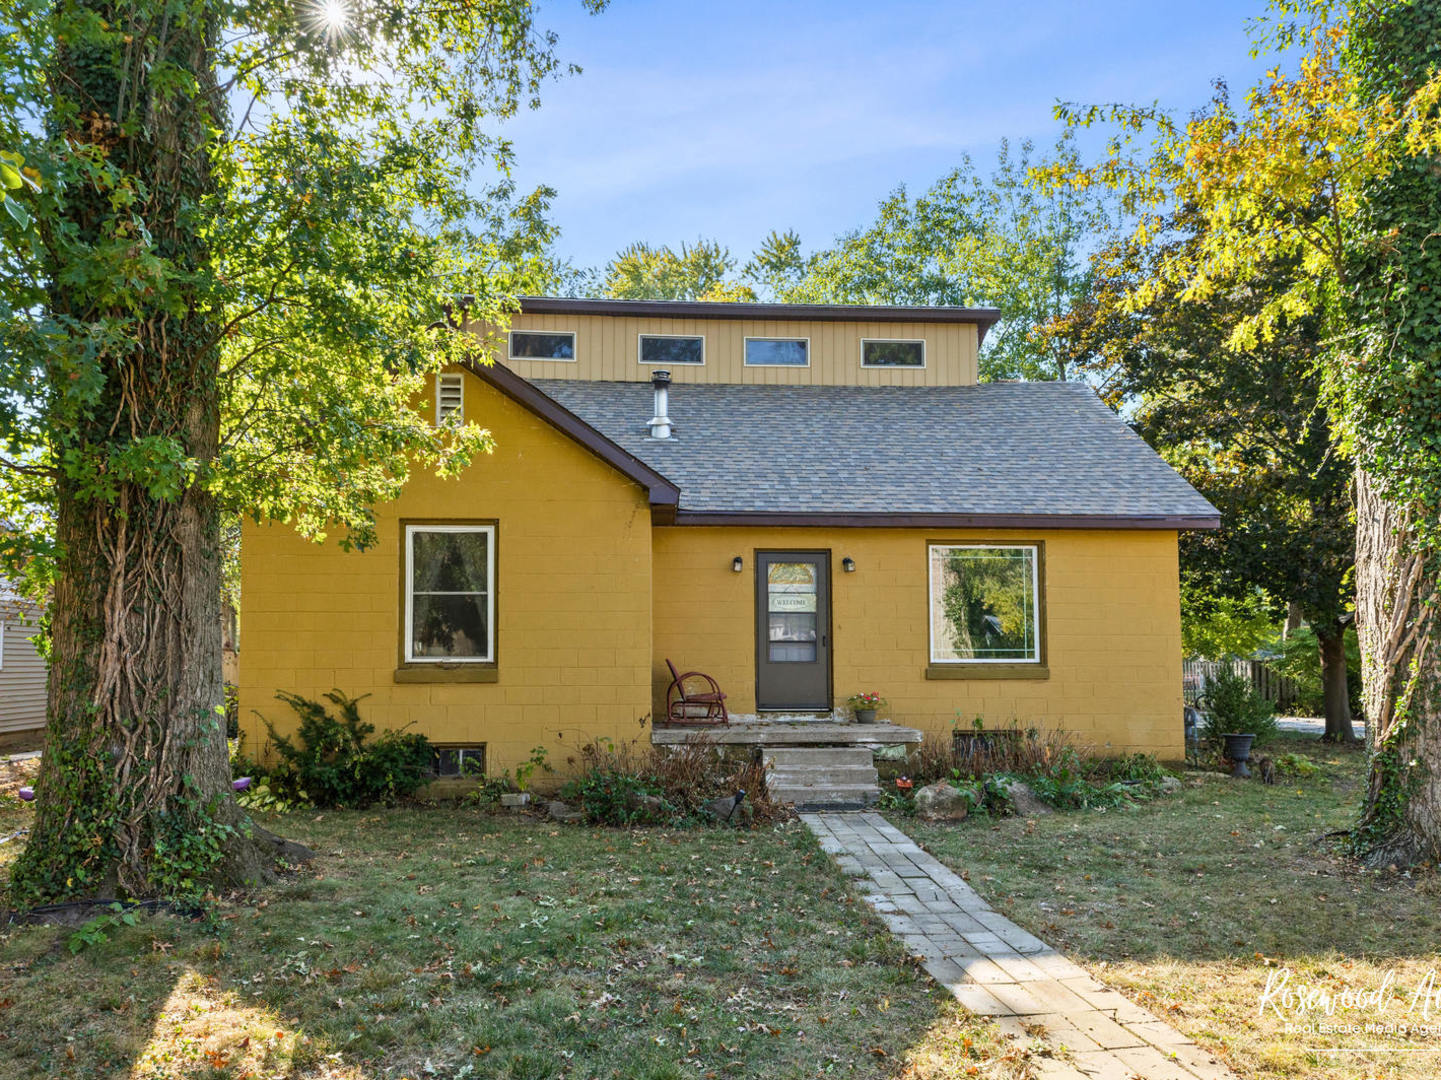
[763,745,880,810]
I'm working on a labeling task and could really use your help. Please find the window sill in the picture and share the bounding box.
[925,664,1049,681]
[394,665,498,684]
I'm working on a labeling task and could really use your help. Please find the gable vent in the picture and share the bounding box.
[437,373,464,424]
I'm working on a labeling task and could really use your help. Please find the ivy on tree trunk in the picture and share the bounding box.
[6,2,276,903]
[0,0,596,903]
[1351,474,1441,865]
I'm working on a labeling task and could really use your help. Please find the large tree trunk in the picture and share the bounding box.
[1352,470,1441,868]
[1316,623,1358,744]
[6,0,274,904]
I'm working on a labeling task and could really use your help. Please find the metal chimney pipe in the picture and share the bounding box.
[648,369,672,439]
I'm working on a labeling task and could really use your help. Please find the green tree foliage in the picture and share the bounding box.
[778,137,1115,381]
[601,239,756,301]
[1339,0,1441,863]
[1045,0,1441,861]
[0,0,600,903]
[1180,587,1279,661]
[1045,209,1356,737]
[742,228,807,298]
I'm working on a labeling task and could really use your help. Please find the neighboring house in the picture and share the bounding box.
[239,298,1219,777]
[0,581,46,747]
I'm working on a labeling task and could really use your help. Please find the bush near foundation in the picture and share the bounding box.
[260,690,433,808]
[560,736,785,826]
[884,725,1174,815]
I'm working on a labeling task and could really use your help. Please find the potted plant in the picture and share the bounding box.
[1198,665,1279,778]
[894,775,914,795]
[1221,732,1257,778]
[847,692,886,724]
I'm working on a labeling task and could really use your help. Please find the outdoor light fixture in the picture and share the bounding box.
[842,557,856,573]
[732,556,744,573]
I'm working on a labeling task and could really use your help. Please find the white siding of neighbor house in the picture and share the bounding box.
[0,594,46,735]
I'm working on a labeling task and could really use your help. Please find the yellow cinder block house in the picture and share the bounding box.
[239,298,1217,795]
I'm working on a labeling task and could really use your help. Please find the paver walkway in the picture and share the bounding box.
[802,812,1239,1080]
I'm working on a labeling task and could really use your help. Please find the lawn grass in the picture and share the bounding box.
[0,798,1037,1080]
[894,736,1441,1080]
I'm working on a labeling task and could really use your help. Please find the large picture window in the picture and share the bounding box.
[928,544,1040,663]
[405,524,494,663]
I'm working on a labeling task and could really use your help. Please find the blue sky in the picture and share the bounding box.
[498,1,1278,271]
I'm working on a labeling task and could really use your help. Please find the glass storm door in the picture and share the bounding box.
[755,551,831,711]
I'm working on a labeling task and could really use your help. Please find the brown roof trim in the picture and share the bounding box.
[459,358,680,512]
[517,296,1003,328]
[667,511,1220,531]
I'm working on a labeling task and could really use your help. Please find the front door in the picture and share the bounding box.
[755,551,831,711]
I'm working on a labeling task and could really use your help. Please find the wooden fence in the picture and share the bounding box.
[1182,658,1299,711]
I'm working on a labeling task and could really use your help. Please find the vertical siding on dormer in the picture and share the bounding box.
[474,314,980,386]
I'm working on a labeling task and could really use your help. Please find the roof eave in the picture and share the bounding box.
[460,358,681,514]
[516,296,1003,329]
[667,511,1220,531]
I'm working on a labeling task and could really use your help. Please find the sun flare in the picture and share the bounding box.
[304,0,350,40]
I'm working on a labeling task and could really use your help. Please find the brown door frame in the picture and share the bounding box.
[753,548,833,712]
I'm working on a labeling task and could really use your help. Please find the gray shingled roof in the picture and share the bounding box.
[532,379,1218,523]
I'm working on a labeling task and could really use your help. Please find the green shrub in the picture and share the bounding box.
[950,774,1015,816]
[262,690,432,808]
[1271,751,1323,778]
[562,769,673,826]
[1024,748,1133,810]
[1093,753,1171,786]
[1198,664,1280,749]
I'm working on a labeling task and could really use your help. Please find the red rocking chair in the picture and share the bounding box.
[664,659,729,726]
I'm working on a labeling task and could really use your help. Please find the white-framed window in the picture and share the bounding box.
[862,338,926,368]
[509,330,576,362]
[436,373,464,423]
[744,337,809,367]
[638,333,704,366]
[928,544,1041,664]
[404,524,495,663]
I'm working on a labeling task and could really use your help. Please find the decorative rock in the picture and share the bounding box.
[1004,781,1054,817]
[1157,776,1183,796]
[914,781,969,821]
[546,799,585,823]
[703,791,747,823]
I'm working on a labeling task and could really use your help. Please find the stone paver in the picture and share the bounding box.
[802,812,1239,1080]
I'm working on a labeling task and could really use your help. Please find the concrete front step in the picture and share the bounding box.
[764,745,881,809]
[762,746,875,767]
[768,765,878,786]
[770,784,880,810]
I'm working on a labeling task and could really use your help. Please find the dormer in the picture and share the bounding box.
[473,297,1001,387]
